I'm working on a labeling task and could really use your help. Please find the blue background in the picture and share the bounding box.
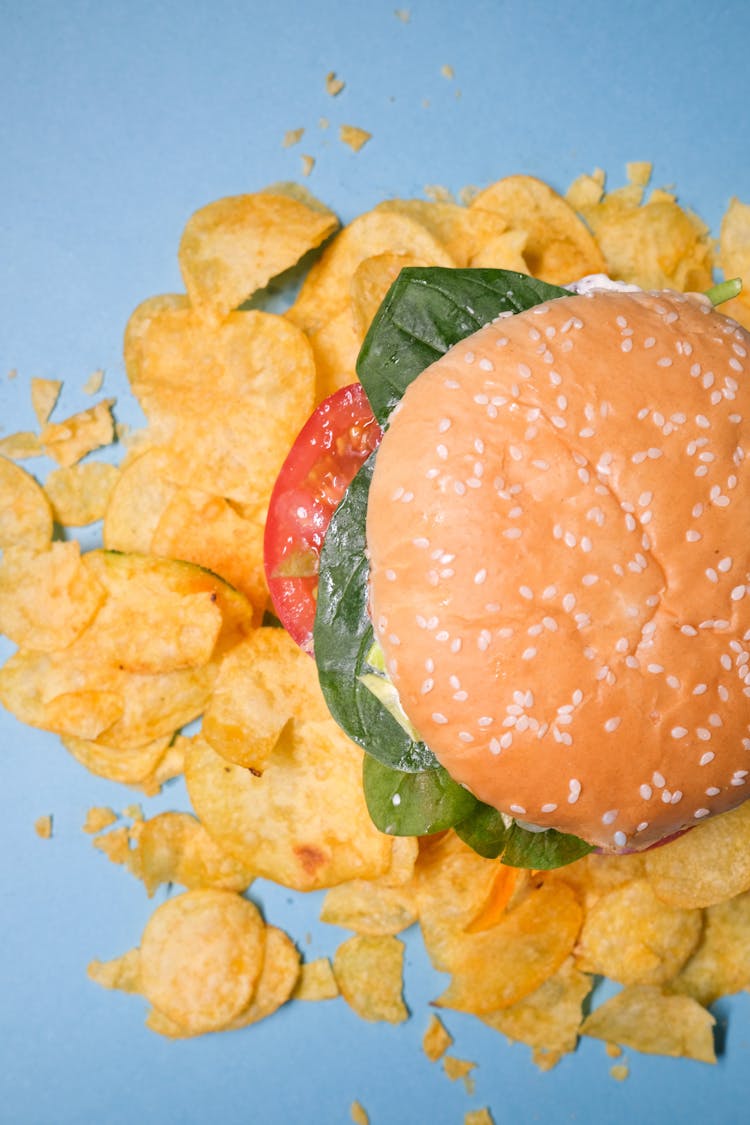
[1,3,750,1123]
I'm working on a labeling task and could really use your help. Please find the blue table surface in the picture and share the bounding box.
[2,3,750,1123]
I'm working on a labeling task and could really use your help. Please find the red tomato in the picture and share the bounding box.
[264,383,382,653]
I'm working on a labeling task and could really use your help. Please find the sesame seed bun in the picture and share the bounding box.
[366,287,750,851]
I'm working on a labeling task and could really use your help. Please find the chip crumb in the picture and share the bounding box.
[350,1100,369,1125]
[93,826,132,865]
[301,155,315,178]
[422,1013,453,1062]
[394,8,410,22]
[465,1110,495,1125]
[283,128,304,148]
[318,116,329,130]
[424,184,456,205]
[442,1055,476,1090]
[40,398,116,467]
[606,1041,623,1058]
[83,806,119,834]
[0,431,43,460]
[34,814,53,839]
[441,64,455,80]
[627,161,652,188]
[7,367,18,380]
[292,957,339,1001]
[610,1063,630,1081]
[123,803,144,822]
[88,948,141,993]
[340,125,371,153]
[83,369,105,395]
[326,71,345,96]
[30,378,62,426]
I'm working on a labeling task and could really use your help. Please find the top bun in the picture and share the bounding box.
[366,287,750,851]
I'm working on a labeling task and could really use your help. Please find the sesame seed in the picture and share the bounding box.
[613,831,627,847]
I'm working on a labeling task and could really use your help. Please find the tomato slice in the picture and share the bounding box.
[264,383,382,653]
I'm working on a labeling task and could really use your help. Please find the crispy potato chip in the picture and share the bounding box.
[139,888,265,1034]
[645,802,750,908]
[575,879,702,985]
[292,957,339,1001]
[333,934,408,1023]
[464,1111,494,1125]
[350,1103,369,1125]
[575,184,713,291]
[202,627,330,771]
[88,948,142,994]
[339,125,371,152]
[93,825,131,865]
[0,543,105,651]
[581,985,716,1063]
[224,926,300,1030]
[443,1056,475,1083]
[83,806,118,834]
[40,399,115,467]
[465,228,528,272]
[185,725,394,891]
[287,210,454,334]
[125,811,253,896]
[565,170,606,212]
[103,447,180,553]
[320,878,417,935]
[627,161,652,188]
[422,1013,453,1062]
[470,174,606,283]
[123,300,315,507]
[0,456,53,549]
[30,377,61,426]
[44,461,119,526]
[434,881,582,1014]
[720,196,750,282]
[672,890,750,1006]
[547,850,647,907]
[0,431,43,460]
[178,189,338,321]
[62,732,176,790]
[481,957,592,1069]
[350,251,430,336]
[307,303,364,401]
[374,200,512,267]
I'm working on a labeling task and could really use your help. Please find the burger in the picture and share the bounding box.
[270,267,750,868]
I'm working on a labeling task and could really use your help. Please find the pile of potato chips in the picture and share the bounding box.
[2,164,750,1074]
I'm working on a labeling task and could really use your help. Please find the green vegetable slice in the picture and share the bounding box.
[455,803,593,868]
[363,755,476,836]
[357,267,570,426]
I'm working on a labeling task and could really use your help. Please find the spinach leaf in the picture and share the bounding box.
[455,803,593,868]
[363,755,477,836]
[357,267,570,426]
[314,455,436,772]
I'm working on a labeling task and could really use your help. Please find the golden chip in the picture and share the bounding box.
[125,811,253,897]
[443,1055,475,1083]
[34,814,53,839]
[575,878,702,985]
[645,802,750,908]
[224,925,300,1030]
[320,878,417,935]
[88,948,142,994]
[0,542,105,651]
[373,199,512,267]
[40,399,115,467]
[672,889,750,1006]
[83,806,118,834]
[470,174,606,283]
[44,461,120,526]
[464,1111,495,1125]
[422,1013,453,1062]
[0,431,43,460]
[30,377,61,425]
[0,455,53,549]
[339,125,371,152]
[62,732,178,791]
[178,189,338,321]
[139,888,265,1034]
[333,934,408,1023]
[307,303,364,401]
[202,627,330,771]
[185,725,394,891]
[581,985,716,1063]
[350,251,430,336]
[103,447,180,553]
[291,957,339,1001]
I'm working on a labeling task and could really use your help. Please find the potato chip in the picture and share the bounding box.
[123,300,315,507]
[83,369,104,395]
[565,169,605,212]
[326,71,345,96]
[470,174,606,284]
[0,455,53,549]
[202,627,330,771]
[282,128,304,148]
[178,189,338,321]
[40,399,115,467]
[373,199,512,267]
[465,228,528,272]
[464,1111,494,1125]
[125,811,253,897]
[626,161,652,188]
[62,732,177,791]
[350,251,430,337]
[481,957,592,1070]
[645,801,750,908]
[581,985,716,1063]
[0,431,43,460]
[0,543,105,651]
[422,1013,453,1062]
[333,934,408,1023]
[93,825,131,865]
[320,878,417,935]
[434,881,582,1014]
[350,1103,369,1125]
[88,948,142,994]
[223,926,300,1030]
[443,1055,475,1083]
[139,888,265,1034]
[575,879,702,985]
[339,125,371,152]
[30,377,61,425]
[671,890,750,1006]
[720,196,750,283]
[287,209,454,334]
[307,303,365,400]
[575,184,713,291]
[83,806,118,834]
[185,725,394,891]
[44,461,119,526]
[291,957,339,1001]
[102,447,180,553]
